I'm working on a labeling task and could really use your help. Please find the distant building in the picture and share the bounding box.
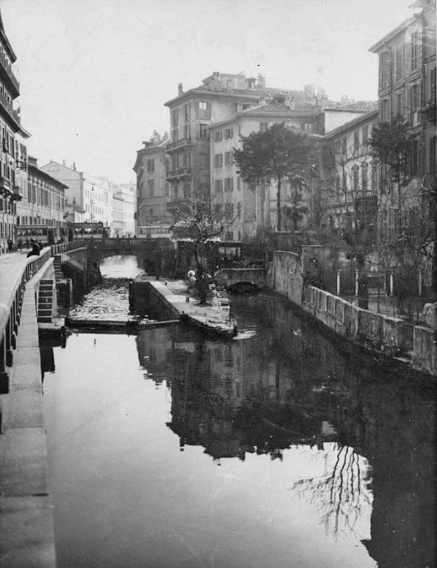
[110,181,136,237]
[133,131,171,237]
[112,192,123,237]
[41,162,113,231]
[16,156,68,241]
[0,7,30,252]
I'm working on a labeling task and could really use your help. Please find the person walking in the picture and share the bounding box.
[27,239,41,258]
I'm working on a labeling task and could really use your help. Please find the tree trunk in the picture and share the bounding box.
[277,176,282,232]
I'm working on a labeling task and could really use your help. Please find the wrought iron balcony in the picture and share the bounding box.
[0,90,21,130]
[0,50,20,98]
[166,138,193,152]
[0,176,12,196]
[166,167,192,180]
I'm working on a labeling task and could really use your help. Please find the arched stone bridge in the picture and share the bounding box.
[214,267,267,290]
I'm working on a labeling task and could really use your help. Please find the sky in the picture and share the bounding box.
[2,0,414,183]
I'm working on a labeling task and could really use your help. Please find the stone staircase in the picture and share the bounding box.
[37,279,54,324]
[53,254,63,280]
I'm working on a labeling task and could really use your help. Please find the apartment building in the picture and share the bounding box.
[0,9,30,252]
[320,110,379,246]
[133,131,171,237]
[41,162,113,230]
[16,156,67,241]
[209,95,319,239]
[163,72,322,211]
[369,0,436,287]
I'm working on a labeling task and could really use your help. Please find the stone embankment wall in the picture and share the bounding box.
[269,250,437,377]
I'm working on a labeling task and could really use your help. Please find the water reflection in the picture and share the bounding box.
[136,293,436,564]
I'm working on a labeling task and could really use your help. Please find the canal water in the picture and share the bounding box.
[43,256,436,568]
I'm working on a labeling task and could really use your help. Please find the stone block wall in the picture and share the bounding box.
[413,327,437,375]
[269,251,303,306]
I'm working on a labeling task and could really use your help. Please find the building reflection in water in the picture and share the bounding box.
[135,292,435,566]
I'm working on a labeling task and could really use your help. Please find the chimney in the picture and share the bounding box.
[178,83,183,96]
[257,74,266,89]
[72,162,76,170]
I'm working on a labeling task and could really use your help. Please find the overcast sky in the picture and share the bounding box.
[2,0,412,183]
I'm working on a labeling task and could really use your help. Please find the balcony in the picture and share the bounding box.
[0,90,22,132]
[0,50,20,98]
[0,176,12,197]
[166,138,193,152]
[11,185,23,201]
[166,167,192,180]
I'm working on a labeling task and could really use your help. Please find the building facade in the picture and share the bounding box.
[209,95,319,239]
[0,9,30,253]
[320,110,379,246]
[16,156,67,242]
[41,162,113,231]
[369,0,436,289]
[133,131,171,237]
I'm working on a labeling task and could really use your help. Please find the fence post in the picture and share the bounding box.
[336,270,341,295]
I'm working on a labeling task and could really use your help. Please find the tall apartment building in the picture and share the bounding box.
[41,162,113,230]
[133,131,171,237]
[16,156,67,241]
[163,72,319,209]
[369,0,436,288]
[0,9,30,253]
[209,95,319,239]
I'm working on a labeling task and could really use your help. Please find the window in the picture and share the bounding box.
[304,123,312,132]
[225,151,233,166]
[215,131,223,142]
[197,101,210,119]
[148,180,154,197]
[225,203,234,219]
[171,109,178,127]
[363,125,369,148]
[380,99,389,122]
[199,124,208,139]
[147,158,154,173]
[410,84,420,113]
[431,68,436,104]
[171,129,178,142]
[394,40,404,82]
[354,130,360,152]
[237,202,242,218]
[411,32,420,71]
[342,137,347,156]
[224,178,234,192]
[149,209,153,217]
[183,183,190,198]
[260,122,268,132]
[214,179,223,193]
[237,176,241,190]
[184,124,190,139]
[184,103,190,122]
[352,165,359,192]
[183,152,190,168]
[395,91,404,117]
[214,153,223,168]
[225,128,233,139]
[380,51,390,90]
[362,162,369,192]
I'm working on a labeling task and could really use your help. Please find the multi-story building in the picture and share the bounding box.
[133,131,171,237]
[112,192,124,237]
[0,8,30,253]
[41,162,113,231]
[163,72,320,211]
[369,0,436,289]
[209,95,319,239]
[109,182,136,237]
[16,156,67,242]
[320,110,379,246]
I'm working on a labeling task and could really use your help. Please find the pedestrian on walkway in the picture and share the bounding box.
[7,238,13,252]
[27,239,40,257]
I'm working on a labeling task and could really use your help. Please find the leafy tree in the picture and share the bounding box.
[233,122,317,231]
[369,116,411,184]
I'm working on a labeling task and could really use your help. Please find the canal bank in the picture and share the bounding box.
[0,274,56,568]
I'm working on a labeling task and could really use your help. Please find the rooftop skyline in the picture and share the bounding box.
[2,0,414,183]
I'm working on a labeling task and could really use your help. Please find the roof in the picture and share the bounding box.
[0,8,17,62]
[368,15,419,52]
[323,110,379,139]
[27,163,69,190]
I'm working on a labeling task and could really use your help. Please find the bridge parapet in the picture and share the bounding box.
[215,267,267,289]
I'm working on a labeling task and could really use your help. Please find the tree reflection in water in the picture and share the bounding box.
[292,442,372,539]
